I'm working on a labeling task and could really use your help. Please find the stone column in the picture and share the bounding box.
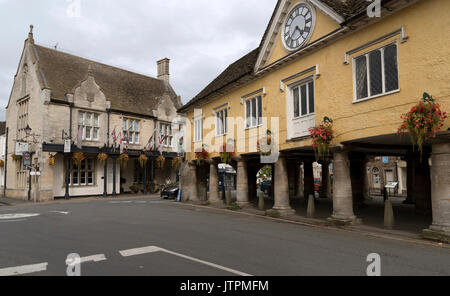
[424,143,450,243]
[236,158,249,207]
[329,150,356,223]
[209,161,221,204]
[303,160,314,199]
[295,164,304,199]
[271,156,294,215]
[180,161,200,203]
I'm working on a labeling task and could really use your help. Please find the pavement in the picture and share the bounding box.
[0,195,449,276]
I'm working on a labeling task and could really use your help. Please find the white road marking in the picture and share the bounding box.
[0,214,40,220]
[119,246,161,257]
[0,263,48,276]
[109,201,133,204]
[119,246,252,276]
[135,201,147,204]
[65,254,106,265]
[50,211,70,215]
[0,219,28,223]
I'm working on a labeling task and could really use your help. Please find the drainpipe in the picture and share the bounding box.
[3,127,8,198]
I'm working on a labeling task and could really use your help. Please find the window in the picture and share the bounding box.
[79,112,100,141]
[160,123,173,147]
[70,158,95,186]
[194,117,203,142]
[17,99,29,140]
[354,43,399,100]
[293,80,314,117]
[123,118,140,144]
[216,108,228,136]
[245,96,262,129]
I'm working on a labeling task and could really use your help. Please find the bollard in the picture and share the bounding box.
[225,190,232,206]
[258,192,265,211]
[307,194,315,218]
[384,199,395,229]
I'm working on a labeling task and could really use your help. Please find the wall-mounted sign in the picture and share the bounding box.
[385,182,398,189]
[23,152,31,167]
[382,156,389,164]
[64,140,72,153]
[15,142,29,156]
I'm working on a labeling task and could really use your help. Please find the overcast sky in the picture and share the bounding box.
[0,0,276,120]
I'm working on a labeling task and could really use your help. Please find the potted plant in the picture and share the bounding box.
[219,143,235,164]
[156,155,166,169]
[118,153,129,168]
[172,156,182,170]
[398,93,447,159]
[138,154,148,168]
[194,145,209,166]
[97,153,108,165]
[11,154,22,163]
[72,152,85,166]
[257,130,273,156]
[130,184,140,194]
[309,117,334,161]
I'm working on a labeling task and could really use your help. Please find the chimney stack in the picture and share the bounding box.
[157,58,170,84]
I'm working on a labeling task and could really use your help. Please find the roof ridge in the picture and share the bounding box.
[34,43,162,83]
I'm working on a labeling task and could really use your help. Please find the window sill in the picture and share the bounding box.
[292,113,315,120]
[353,89,400,104]
[245,124,263,131]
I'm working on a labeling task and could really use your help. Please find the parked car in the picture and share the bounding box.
[160,183,179,200]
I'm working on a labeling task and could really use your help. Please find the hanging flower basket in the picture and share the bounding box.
[97,153,108,165]
[257,130,273,157]
[194,145,209,166]
[219,143,234,164]
[72,152,85,166]
[309,117,334,161]
[11,154,22,163]
[118,154,129,168]
[156,155,166,169]
[172,157,182,170]
[48,156,55,166]
[398,93,447,159]
[0,160,4,168]
[138,154,148,168]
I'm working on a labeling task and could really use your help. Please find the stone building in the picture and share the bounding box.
[366,156,407,196]
[0,122,6,192]
[5,26,183,201]
[178,0,450,242]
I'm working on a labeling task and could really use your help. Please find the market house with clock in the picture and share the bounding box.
[178,0,450,242]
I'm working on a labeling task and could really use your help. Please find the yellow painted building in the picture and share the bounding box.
[178,0,450,242]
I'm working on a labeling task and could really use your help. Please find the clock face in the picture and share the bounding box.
[283,4,314,50]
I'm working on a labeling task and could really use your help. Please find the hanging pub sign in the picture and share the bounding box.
[15,142,29,156]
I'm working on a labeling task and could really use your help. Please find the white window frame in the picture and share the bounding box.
[69,158,95,187]
[215,108,228,136]
[123,118,140,145]
[79,111,100,141]
[160,122,173,147]
[245,96,263,129]
[352,41,400,103]
[194,116,203,143]
[291,79,315,119]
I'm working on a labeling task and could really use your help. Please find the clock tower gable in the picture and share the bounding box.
[255,0,343,72]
